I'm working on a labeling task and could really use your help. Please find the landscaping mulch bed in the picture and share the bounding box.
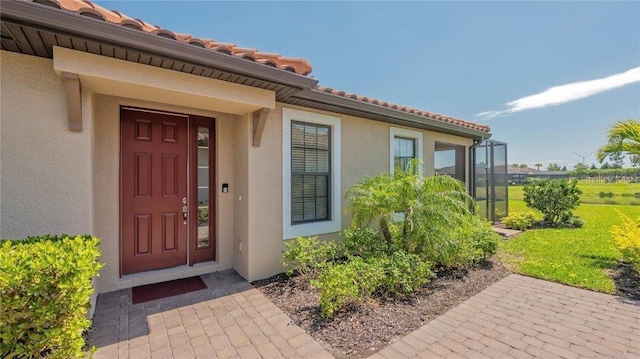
[609,262,640,301]
[253,258,510,359]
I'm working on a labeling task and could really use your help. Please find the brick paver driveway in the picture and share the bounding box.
[372,274,640,359]
[89,270,332,358]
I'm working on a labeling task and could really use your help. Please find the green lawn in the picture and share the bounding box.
[499,199,640,293]
[509,182,640,206]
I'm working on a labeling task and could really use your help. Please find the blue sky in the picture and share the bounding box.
[100,1,640,169]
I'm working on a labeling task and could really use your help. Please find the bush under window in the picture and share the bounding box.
[283,161,500,317]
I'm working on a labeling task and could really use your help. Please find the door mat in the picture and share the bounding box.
[132,276,208,304]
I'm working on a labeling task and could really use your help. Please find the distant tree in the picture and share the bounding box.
[519,164,528,169]
[590,164,597,170]
[511,163,519,167]
[546,163,561,171]
[574,163,589,173]
[631,155,640,168]
[560,166,567,171]
[601,162,610,169]
[597,118,640,162]
[535,163,543,171]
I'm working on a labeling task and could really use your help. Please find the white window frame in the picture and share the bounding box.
[283,108,341,239]
[389,127,423,176]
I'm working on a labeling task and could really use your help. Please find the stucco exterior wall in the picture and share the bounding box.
[244,103,475,281]
[0,51,92,239]
[232,114,250,279]
[53,47,275,115]
[92,95,238,293]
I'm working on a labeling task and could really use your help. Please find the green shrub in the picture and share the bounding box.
[469,220,501,259]
[377,251,433,295]
[342,227,385,257]
[604,199,619,205]
[282,236,341,277]
[442,217,500,268]
[500,212,536,230]
[0,235,103,359]
[312,252,433,316]
[523,179,582,226]
[312,256,382,317]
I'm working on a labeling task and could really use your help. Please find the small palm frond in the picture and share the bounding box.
[597,119,640,162]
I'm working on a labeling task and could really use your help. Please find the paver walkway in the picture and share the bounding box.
[371,274,640,359]
[89,270,332,359]
[91,272,640,359]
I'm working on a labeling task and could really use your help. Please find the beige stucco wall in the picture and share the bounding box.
[0,50,92,239]
[243,103,475,281]
[92,95,238,293]
[232,113,251,279]
[52,47,275,115]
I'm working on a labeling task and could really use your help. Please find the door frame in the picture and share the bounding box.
[119,106,217,277]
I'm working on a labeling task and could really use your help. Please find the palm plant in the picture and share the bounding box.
[597,118,640,162]
[346,160,473,259]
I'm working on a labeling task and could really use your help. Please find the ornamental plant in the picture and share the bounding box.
[500,211,537,230]
[611,211,640,272]
[523,179,582,226]
[0,235,103,359]
[346,160,473,261]
[282,235,341,278]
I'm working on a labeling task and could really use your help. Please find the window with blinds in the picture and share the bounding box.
[394,136,416,172]
[291,121,331,224]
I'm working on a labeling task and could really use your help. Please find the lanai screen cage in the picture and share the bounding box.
[471,140,508,222]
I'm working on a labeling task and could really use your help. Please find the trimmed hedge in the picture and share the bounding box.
[0,235,103,358]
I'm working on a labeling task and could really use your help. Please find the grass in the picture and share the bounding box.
[499,197,640,294]
[509,181,640,206]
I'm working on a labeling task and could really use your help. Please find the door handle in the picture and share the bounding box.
[182,197,188,221]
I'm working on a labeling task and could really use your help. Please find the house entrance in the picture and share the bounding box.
[120,108,215,275]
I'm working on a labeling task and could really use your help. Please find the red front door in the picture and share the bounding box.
[120,108,188,275]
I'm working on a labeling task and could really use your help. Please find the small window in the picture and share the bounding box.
[394,136,416,172]
[291,122,331,224]
[283,108,341,239]
[389,127,423,175]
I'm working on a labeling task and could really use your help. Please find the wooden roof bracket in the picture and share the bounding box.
[252,108,270,147]
[62,72,82,131]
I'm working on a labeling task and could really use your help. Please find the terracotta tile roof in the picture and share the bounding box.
[30,0,313,76]
[315,86,490,133]
[27,0,489,134]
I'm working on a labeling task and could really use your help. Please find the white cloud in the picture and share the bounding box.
[477,67,640,119]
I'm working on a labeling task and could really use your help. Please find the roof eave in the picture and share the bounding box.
[0,0,318,90]
[293,89,491,139]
